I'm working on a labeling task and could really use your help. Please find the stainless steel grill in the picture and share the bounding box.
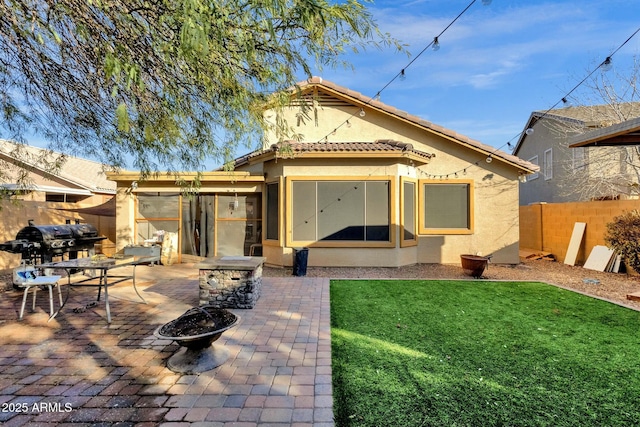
[0,219,105,264]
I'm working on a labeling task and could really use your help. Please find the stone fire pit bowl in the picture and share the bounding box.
[154,306,239,374]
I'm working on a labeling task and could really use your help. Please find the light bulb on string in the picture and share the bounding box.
[525,128,534,136]
[601,57,613,72]
[486,156,493,163]
[346,120,352,128]
[399,69,406,81]
[432,37,440,51]
[359,108,366,117]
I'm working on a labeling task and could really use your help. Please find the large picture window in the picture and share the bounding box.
[419,180,473,234]
[289,178,393,246]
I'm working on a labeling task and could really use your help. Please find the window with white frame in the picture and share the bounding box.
[544,149,553,180]
[528,155,539,180]
[572,147,586,172]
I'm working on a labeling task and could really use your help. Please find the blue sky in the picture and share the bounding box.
[314,0,640,153]
[21,0,640,169]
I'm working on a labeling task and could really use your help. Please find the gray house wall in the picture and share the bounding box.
[516,119,576,205]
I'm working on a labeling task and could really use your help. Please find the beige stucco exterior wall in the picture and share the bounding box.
[105,88,526,268]
[260,101,523,266]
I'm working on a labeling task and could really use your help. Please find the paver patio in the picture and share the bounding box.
[0,263,333,426]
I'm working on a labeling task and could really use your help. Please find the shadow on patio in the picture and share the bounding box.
[0,263,333,426]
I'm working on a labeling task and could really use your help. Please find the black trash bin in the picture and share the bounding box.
[292,247,309,276]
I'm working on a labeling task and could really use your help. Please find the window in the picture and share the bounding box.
[419,180,473,234]
[528,155,539,180]
[400,178,417,246]
[265,181,279,241]
[135,192,180,244]
[544,149,553,180]
[45,193,88,203]
[289,178,393,246]
[572,147,586,172]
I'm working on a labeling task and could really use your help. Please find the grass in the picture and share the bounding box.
[330,280,640,427]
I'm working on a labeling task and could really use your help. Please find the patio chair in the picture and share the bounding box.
[15,271,63,320]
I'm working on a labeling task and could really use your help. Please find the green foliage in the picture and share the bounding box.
[331,280,640,426]
[605,209,640,272]
[0,0,402,180]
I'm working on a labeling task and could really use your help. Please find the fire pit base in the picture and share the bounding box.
[167,345,230,374]
[154,306,239,374]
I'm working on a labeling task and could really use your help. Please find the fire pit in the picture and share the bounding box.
[154,306,239,373]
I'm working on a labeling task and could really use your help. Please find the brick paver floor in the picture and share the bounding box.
[0,263,333,426]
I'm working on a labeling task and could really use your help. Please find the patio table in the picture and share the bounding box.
[40,255,159,323]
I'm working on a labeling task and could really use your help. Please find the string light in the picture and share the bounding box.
[306,0,639,183]
[429,25,640,181]
[432,37,440,51]
[314,0,484,144]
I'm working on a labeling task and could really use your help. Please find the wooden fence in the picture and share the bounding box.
[519,200,640,265]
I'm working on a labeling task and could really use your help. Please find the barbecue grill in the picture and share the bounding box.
[0,219,105,264]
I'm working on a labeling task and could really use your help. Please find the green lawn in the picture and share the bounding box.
[330,280,640,427]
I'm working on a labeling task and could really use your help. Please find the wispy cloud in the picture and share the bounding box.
[364,1,632,91]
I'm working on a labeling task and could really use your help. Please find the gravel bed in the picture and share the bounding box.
[264,259,640,311]
[2,259,639,311]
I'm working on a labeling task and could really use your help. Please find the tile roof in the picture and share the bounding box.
[513,102,640,154]
[534,102,640,125]
[287,77,536,172]
[0,139,116,193]
[233,139,434,167]
[569,115,640,147]
[276,140,433,158]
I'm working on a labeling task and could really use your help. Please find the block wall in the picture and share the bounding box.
[520,200,640,264]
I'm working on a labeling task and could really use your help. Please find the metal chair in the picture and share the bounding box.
[16,272,63,320]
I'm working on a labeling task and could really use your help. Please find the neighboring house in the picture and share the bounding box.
[568,115,640,149]
[107,77,537,267]
[0,139,117,270]
[513,103,640,205]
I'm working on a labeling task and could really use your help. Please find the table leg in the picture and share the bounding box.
[48,285,54,318]
[101,270,111,323]
[131,264,147,304]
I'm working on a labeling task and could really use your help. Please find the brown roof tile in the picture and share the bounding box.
[233,140,434,167]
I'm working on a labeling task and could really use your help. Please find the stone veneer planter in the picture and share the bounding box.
[196,256,266,309]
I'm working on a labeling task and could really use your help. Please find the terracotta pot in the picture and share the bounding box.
[460,254,489,278]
